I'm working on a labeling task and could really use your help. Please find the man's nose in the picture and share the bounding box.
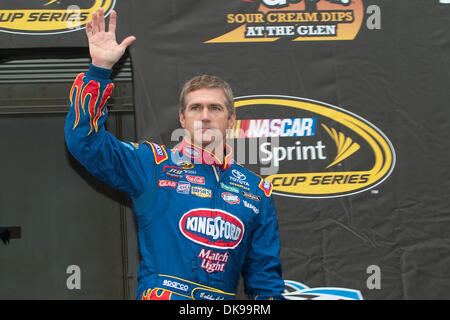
[200,107,211,121]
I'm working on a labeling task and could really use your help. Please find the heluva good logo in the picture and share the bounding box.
[0,0,116,35]
[228,95,396,198]
[179,209,245,249]
[206,0,364,43]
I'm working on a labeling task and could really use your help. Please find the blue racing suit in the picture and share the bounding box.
[64,64,285,300]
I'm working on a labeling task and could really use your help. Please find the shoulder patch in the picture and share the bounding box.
[144,141,169,165]
[258,178,273,197]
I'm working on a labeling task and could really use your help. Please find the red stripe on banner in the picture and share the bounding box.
[240,119,250,138]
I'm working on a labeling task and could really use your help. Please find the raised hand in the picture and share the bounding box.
[86,8,136,69]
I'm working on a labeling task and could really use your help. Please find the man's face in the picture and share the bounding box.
[179,87,235,149]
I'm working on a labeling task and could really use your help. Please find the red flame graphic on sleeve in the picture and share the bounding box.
[70,73,114,135]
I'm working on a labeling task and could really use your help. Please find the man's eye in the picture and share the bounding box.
[190,105,200,110]
[212,105,222,111]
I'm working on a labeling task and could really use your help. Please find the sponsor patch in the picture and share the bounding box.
[232,169,247,181]
[145,141,169,165]
[220,182,240,193]
[229,181,250,191]
[258,179,273,197]
[158,180,177,188]
[176,181,191,194]
[186,175,205,185]
[221,192,240,205]
[162,280,189,292]
[179,209,245,249]
[198,248,229,274]
[180,161,195,170]
[243,200,260,214]
[229,169,250,188]
[163,166,184,179]
[191,186,212,198]
[241,191,261,202]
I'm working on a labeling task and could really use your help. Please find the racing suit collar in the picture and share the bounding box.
[174,137,234,170]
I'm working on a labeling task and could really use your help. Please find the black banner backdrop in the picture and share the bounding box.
[2,0,450,299]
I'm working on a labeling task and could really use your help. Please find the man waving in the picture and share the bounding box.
[65,8,284,300]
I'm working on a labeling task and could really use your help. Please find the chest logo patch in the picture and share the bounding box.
[179,209,245,249]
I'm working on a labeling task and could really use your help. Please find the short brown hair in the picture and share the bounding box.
[179,74,235,118]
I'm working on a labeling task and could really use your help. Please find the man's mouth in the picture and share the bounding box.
[196,127,213,132]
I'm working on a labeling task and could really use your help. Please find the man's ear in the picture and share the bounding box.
[179,110,185,128]
[228,112,236,129]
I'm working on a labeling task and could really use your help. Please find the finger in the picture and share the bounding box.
[119,36,136,50]
[98,7,105,33]
[85,20,92,37]
[91,11,98,34]
[108,10,117,35]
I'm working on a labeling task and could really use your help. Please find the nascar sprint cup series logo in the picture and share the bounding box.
[206,0,364,43]
[227,96,395,198]
[0,0,116,35]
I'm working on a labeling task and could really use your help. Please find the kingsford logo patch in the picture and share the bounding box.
[179,209,245,249]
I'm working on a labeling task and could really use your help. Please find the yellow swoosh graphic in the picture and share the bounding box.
[44,0,58,6]
[322,123,360,169]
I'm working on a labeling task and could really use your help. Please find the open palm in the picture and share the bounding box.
[86,8,136,69]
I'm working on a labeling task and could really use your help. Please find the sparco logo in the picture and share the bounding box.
[228,95,396,198]
[206,0,363,43]
[179,209,245,249]
[0,0,116,35]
